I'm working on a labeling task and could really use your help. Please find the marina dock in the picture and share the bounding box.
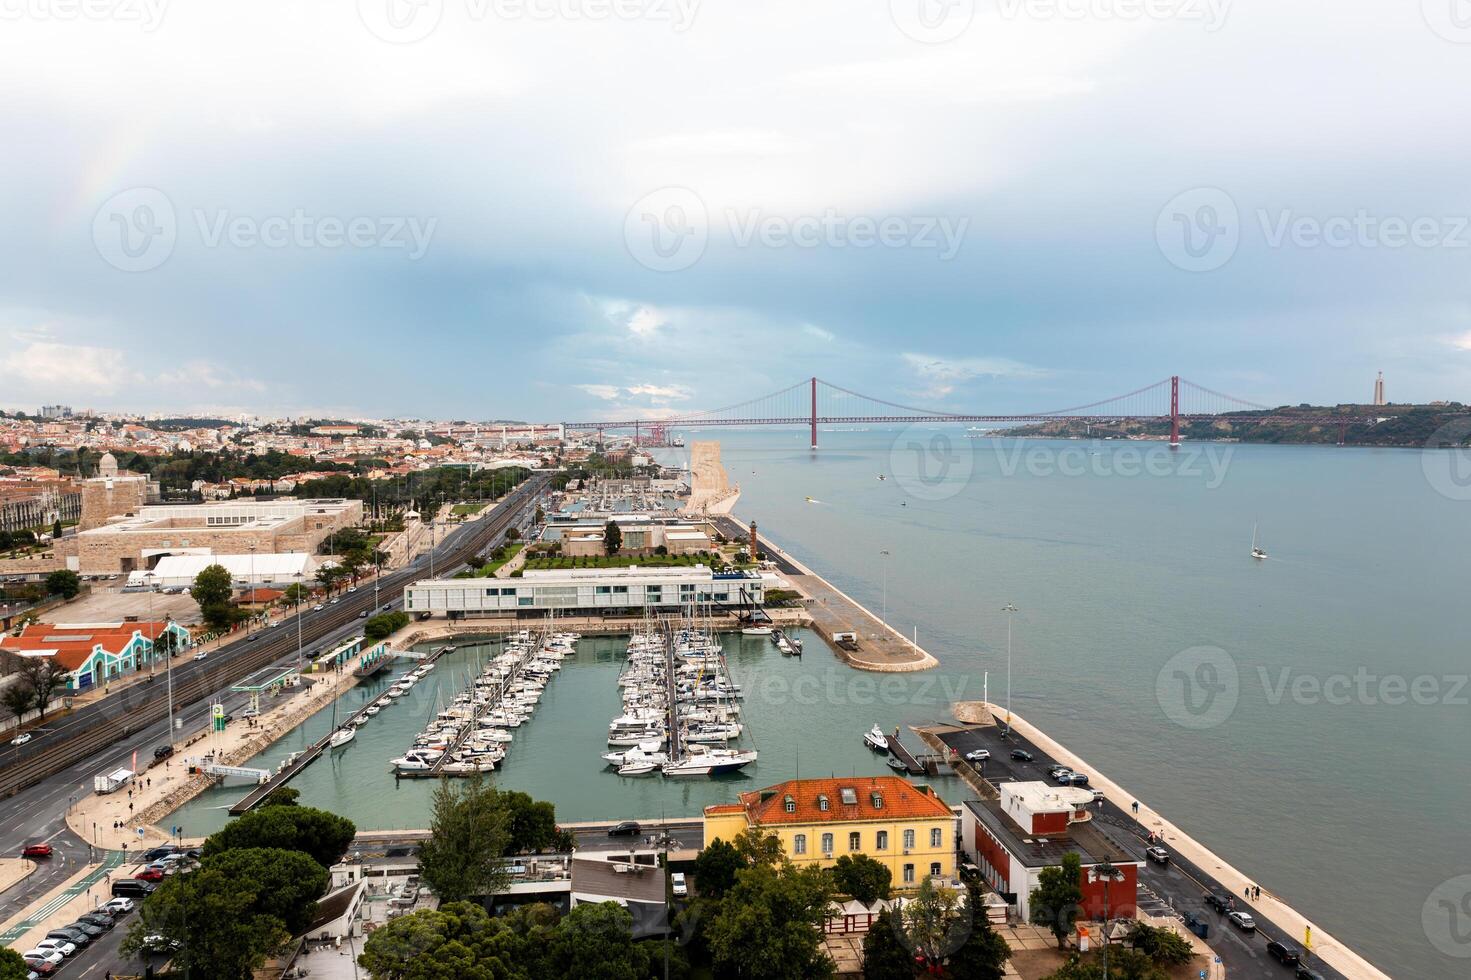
[886,729,942,776]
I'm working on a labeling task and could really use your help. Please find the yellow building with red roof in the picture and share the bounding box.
[703,776,957,889]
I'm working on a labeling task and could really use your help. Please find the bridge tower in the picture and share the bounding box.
[1169,376,1180,449]
[810,377,818,450]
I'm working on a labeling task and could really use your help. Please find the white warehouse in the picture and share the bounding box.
[403,565,765,617]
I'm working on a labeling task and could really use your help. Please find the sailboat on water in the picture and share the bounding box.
[1250,524,1268,561]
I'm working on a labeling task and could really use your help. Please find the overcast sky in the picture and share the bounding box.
[1,1,1469,420]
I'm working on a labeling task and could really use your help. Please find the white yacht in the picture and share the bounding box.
[863,725,889,752]
[662,746,758,777]
[329,727,356,749]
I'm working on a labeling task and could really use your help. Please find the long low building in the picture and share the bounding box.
[6,620,193,690]
[124,552,323,589]
[403,565,765,617]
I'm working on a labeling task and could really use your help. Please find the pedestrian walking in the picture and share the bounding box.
[1244,885,1251,898]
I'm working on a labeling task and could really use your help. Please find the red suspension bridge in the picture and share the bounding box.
[565,376,1372,449]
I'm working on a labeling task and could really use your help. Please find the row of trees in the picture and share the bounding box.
[122,797,357,978]
[0,651,70,723]
[364,611,410,641]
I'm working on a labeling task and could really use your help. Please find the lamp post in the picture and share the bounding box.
[1002,603,1017,731]
[295,572,305,673]
[1095,859,1124,979]
[879,550,890,624]
[246,543,257,634]
[144,572,157,676]
[164,615,175,738]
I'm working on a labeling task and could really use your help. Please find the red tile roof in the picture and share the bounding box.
[730,777,951,826]
[9,622,173,671]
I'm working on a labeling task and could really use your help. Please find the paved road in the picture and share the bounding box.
[934,725,1336,979]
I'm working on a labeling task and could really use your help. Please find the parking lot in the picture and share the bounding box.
[932,722,1343,979]
[55,580,203,626]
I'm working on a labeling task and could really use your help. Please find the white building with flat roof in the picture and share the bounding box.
[125,552,323,589]
[403,565,764,617]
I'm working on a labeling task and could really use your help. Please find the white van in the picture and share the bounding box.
[670,872,687,898]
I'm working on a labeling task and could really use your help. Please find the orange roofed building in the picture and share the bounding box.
[703,776,958,889]
[6,621,192,691]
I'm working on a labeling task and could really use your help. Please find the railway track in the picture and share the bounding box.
[0,475,548,800]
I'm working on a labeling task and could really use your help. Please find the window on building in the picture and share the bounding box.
[821,833,834,854]
[784,795,795,813]
[793,834,806,854]
[876,831,888,850]
[931,828,943,848]
[817,795,829,811]
[871,792,883,809]
[903,829,915,850]
[903,864,915,883]
[848,832,860,852]
[930,862,942,877]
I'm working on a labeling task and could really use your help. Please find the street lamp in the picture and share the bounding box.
[246,543,257,634]
[294,571,305,672]
[1095,859,1124,979]
[1002,603,1018,732]
[879,550,890,624]
[144,572,157,676]
[164,615,175,738]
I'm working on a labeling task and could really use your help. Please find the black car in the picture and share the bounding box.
[1205,893,1231,913]
[1009,748,1034,762]
[77,913,115,930]
[608,821,641,837]
[142,845,176,862]
[153,744,174,762]
[1182,911,1204,930]
[1295,966,1325,980]
[66,920,105,939]
[1145,846,1170,865]
[1267,941,1301,966]
[45,927,90,947]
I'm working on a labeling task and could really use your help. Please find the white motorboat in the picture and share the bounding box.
[329,727,356,749]
[365,705,380,716]
[741,625,772,636]
[662,746,757,777]
[863,724,889,752]
[391,750,437,773]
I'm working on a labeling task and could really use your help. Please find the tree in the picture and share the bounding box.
[9,655,68,719]
[692,838,744,899]
[45,568,81,599]
[1126,922,1195,966]
[359,901,544,980]
[862,910,918,980]
[202,804,356,871]
[506,526,521,541]
[0,683,35,724]
[705,862,836,980]
[501,790,558,854]
[832,853,892,904]
[0,947,29,980]
[901,878,968,967]
[283,582,310,606]
[262,786,300,808]
[51,518,63,541]
[1043,948,1167,980]
[417,773,510,903]
[200,847,329,934]
[732,827,785,867]
[466,554,487,570]
[365,611,409,641]
[545,903,650,980]
[604,520,622,555]
[192,563,236,630]
[123,865,292,980]
[1030,852,1084,949]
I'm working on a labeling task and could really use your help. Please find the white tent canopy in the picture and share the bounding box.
[127,552,321,589]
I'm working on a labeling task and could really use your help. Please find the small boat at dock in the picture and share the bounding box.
[863,725,889,752]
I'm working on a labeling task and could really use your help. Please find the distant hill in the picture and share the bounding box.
[1008,404,1471,447]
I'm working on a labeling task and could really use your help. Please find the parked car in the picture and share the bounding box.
[142,846,176,862]
[671,872,688,897]
[1266,941,1301,966]
[103,897,136,915]
[41,930,85,951]
[1294,966,1326,980]
[10,732,32,746]
[111,878,155,897]
[135,867,165,882]
[608,821,641,837]
[1204,893,1231,913]
[21,843,53,858]
[964,749,990,763]
[1010,748,1034,762]
[77,912,115,930]
[1052,769,1075,785]
[1227,911,1256,932]
[65,921,104,939]
[1068,772,1091,786]
[1182,911,1204,930]
[153,744,174,762]
[21,950,62,971]
[1145,846,1170,865]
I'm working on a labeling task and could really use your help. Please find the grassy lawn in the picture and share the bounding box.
[459,543,524,577]
[522,553,709,571]
[451,502,488,516]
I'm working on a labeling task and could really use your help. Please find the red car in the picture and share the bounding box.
[134,868,165,882]
[22,843,53,858]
